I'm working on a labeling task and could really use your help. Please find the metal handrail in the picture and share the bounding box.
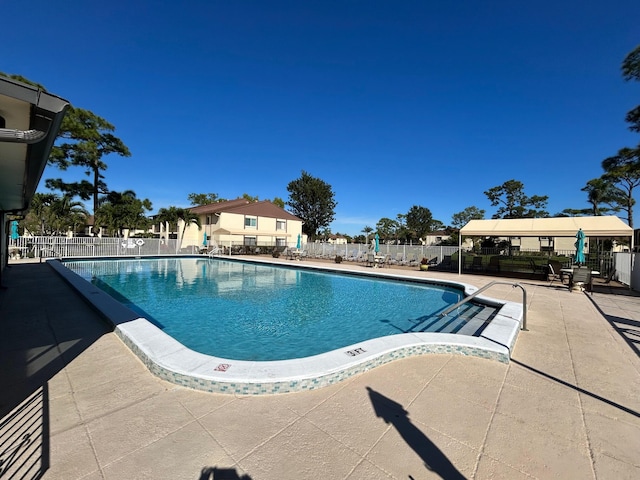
[439,281,528,331]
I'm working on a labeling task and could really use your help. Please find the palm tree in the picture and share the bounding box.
[176,208,201,240]
[156,206,201,252]
[95,190,152,236]
[50,194,89,235]
[362,225,373,245]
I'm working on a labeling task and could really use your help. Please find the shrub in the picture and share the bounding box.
[335,255,343,263]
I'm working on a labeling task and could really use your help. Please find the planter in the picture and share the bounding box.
[419,264,429,271]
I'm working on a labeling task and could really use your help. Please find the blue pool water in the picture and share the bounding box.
[64,258,491,361]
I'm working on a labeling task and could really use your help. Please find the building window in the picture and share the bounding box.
[276,237,286,246]
[244,236,257,246]
[244,216,257,228]
[276,220,286,231]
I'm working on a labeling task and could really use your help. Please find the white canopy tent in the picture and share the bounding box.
[458,216,634,286]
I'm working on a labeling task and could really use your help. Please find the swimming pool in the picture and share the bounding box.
[63,257,493,361]
[52,257,524,395]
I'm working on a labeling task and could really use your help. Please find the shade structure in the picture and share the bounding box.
[374,233,380,253]
[296,233,301,249]
[574,228,585,265]
[460,216,633,238]
[10,220,19,240]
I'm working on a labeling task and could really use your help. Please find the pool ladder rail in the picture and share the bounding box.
[439,281,528,331]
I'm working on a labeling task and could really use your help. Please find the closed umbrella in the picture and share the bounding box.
[296,233,301,250]
[202,232,208,247]
[10,220,19,240]
[574,228,585,265]
[374,233,380,254]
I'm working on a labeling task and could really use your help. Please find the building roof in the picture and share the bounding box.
[0,76,69,213]
[460,216,633,238]
[189,199,301,222]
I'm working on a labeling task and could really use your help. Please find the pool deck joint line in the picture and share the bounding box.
[48,257,524,395]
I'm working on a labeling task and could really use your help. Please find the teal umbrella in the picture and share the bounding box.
[202,232,208,246]
[574,228,585,265]
[374,233,380,253]
[10,220,19,240]
[296,233,301,249]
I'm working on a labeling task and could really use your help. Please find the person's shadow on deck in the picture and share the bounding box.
[367,387,466,480]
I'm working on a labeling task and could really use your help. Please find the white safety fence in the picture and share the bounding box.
[614,252,639,290]
[8,236,460,264]
[8,236,204,259]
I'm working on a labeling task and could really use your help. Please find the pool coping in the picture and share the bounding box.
[48,257,524,395]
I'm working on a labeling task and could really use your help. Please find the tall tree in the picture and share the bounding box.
[0,72,129,215]
[597,45,640,229]
[241,193,259,202]
[188,193,225,206]
[156,206,201,250]
[95,190,152,236]
[451,206,485,229]
[484,179,549,219]
[622,44,640,133]
[271,197,285,208]
[601,148,640,228]
[580,178,621,216]
[376,217,399,243]
[47,106,131,215]
[362,225,373,244]
[49,194,89,235]
[405,205,435,241]
[286,171,337,239]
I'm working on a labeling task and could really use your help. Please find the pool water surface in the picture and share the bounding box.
[64,257,494,361]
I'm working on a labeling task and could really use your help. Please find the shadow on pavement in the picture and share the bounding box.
[0,264,110,479]
[367,386,466,479]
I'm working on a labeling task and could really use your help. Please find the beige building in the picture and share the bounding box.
[178,199,304,251]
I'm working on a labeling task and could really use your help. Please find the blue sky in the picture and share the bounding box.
[4,1,639,235]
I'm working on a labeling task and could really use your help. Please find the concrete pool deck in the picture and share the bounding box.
[1,258,639,479]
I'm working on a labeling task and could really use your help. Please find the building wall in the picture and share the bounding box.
[181,211,303,249]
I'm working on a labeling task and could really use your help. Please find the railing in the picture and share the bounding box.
[439,281,528,331]
[8,236,461,262]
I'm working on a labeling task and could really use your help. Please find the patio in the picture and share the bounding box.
[1,258,639,479]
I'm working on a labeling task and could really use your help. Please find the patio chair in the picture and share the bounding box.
[378,254,391,268]
[486,256,501,274]
[569,267,592,294]
[470,256,484,272]
[439,255,453,271]
[547,260,563,284]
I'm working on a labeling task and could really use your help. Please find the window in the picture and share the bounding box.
[276,237,286,246]
[244,236,257,246]
[244,216,257,228]
[276,220,286,231]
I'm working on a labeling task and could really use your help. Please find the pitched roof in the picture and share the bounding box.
[188,198,251,214]
[189,199,301,221]
[460,216,633,237]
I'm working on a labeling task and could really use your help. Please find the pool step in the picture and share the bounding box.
[414,304,497,336]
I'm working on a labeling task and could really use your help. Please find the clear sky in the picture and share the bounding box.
[4,1,639,235]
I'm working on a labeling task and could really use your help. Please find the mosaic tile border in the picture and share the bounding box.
[49,258,523,396]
